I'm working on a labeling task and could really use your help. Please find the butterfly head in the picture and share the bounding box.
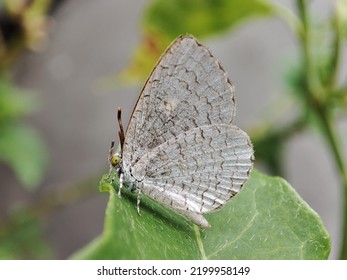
[108,141,122,170]
[110,153,122,168]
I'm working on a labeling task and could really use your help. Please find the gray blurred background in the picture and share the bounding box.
[0,0,343,259]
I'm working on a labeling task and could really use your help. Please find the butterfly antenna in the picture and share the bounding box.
[108,140,115,162]
[117,107,125,150]
[106,140,115,180]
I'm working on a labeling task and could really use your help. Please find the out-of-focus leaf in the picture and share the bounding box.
[72,170,330,260]
[119,0,275,84]
[116,32,171,85]
[0,76,46,190]
[0,123,48,190]
[144,0,274,38]
[0,78,36,122]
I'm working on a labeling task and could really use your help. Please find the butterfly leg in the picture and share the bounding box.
[118,172,123,197]
[137,189,142,216]
[106,165,113,181]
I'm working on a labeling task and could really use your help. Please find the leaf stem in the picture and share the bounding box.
[192,225,207,260]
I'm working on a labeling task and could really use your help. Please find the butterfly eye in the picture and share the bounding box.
[111,155,121,167]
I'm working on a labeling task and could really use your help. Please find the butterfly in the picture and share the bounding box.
[108,35,253,228]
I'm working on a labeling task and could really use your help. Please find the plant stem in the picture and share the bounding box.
[328,11,342,88]
[296,0,322,96]
[296,0,347,259]
[312,100,347,259]
[318,111,347,259]
[271,2,304,36]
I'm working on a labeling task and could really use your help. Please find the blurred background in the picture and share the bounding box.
[0,0,345,259]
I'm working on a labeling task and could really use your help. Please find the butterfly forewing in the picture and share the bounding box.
[122,35,236,171]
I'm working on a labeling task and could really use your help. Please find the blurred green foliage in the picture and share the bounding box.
[118,0,274,83]
[0,0,50,69]
[0,0,52,260]
[0,0,51,189]
[145,0,273,38]
[0,78,47,188]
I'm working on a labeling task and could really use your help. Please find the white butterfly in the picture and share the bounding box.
[108,35,253,228]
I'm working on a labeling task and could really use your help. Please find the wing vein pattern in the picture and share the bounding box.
[122,36,236,170]
[132,124,253,214]
[118,35,253,227]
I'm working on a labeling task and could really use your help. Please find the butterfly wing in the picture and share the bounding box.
[122,35,236,171]
[132,124,253,217]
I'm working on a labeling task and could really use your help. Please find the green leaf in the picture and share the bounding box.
[0,77,36,122]
[0,123,48,190]
[144,0,274,38]
[118,0,274,84]
[72,170,330,259]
